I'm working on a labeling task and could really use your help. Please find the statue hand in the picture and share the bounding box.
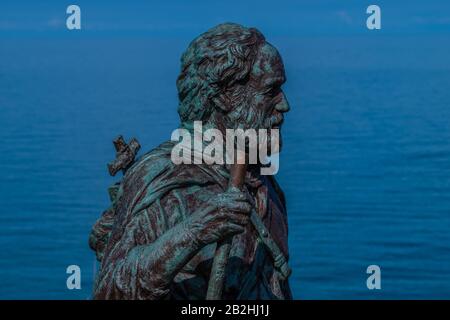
[187,188,252,246]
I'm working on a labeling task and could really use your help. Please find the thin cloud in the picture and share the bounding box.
[335,10,353,25]
[46,18,64,28]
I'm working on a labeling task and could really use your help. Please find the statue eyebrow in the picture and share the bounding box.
[264,76,285,89]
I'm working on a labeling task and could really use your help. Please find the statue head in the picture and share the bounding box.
[176,23,290,154]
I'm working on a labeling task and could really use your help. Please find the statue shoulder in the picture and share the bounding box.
[90,141,176,260]
[124,140,177,182]
[115,140,225,220]
[91,140,227,258]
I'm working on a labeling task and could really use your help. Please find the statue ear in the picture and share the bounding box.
[211,93,232,113]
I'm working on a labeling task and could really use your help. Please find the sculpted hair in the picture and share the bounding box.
[176,23,265,126]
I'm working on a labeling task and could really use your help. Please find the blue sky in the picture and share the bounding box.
[1,0,450,37]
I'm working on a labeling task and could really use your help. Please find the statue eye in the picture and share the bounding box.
[269,87,281,98]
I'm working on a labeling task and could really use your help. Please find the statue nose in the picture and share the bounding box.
[275,92,290,113]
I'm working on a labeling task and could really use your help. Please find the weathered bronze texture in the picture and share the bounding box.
[90,23,292,300]
[207,163,247,299]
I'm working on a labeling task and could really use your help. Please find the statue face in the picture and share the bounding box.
[249,43,290,129]
[224,43,290,154]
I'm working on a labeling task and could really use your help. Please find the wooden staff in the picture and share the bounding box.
[206,162,247,300]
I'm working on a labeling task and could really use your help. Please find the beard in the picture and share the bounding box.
[222,99,283,157]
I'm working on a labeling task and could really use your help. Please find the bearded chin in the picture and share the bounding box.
[222,102,282,165]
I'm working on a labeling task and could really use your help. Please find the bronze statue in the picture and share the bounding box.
[89,23,292,300]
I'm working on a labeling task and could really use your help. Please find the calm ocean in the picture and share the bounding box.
[0,35,449,299]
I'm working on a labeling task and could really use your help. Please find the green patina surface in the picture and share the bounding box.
[89,22,292,300]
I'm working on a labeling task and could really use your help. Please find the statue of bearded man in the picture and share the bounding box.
[89,23,292,300]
